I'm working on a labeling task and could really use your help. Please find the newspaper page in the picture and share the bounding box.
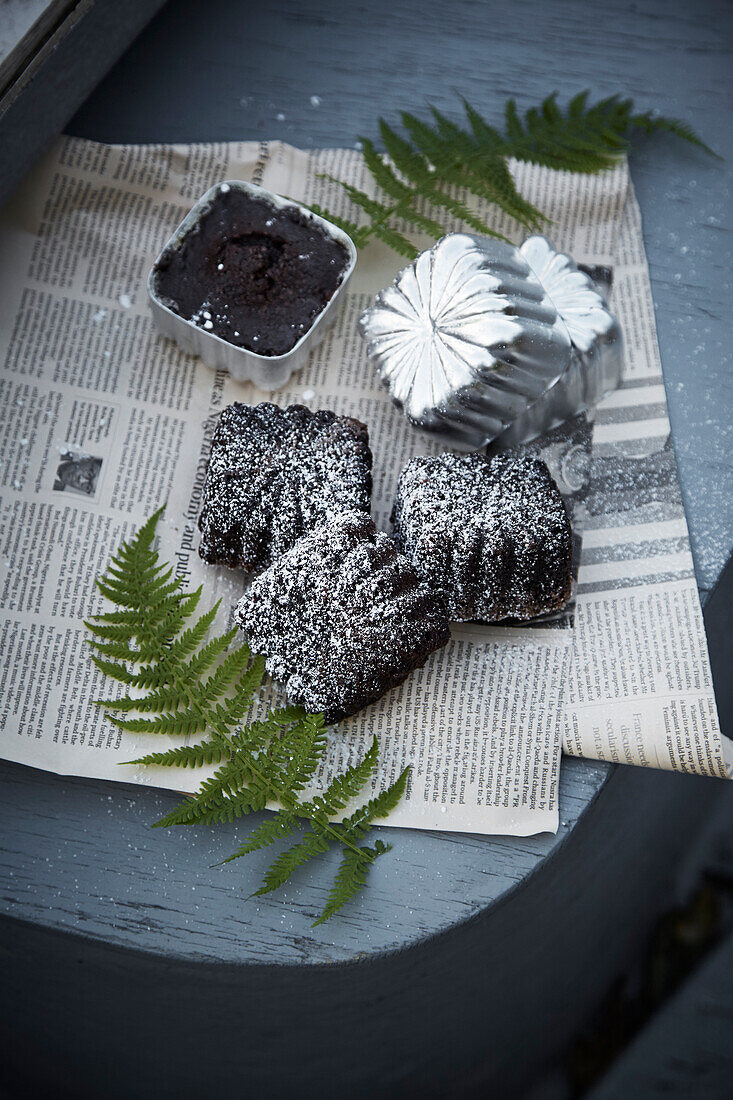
[560,184,730,775]
[0,139,727,842]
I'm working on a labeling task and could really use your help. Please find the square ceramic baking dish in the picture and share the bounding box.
[147,180,357,391]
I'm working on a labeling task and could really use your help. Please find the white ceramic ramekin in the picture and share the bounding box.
[147,180,357,390]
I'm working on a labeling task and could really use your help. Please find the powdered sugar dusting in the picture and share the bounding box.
[235,511,450,721]
[393,452,572,622]
[198,402,373,574]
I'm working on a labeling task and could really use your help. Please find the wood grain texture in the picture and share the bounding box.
[0,754,609,964]
[585,789,733,1100]
[0,0,168,204]
[3,764,730,1098]
[587,937,733,1098]
[1,0,732,978]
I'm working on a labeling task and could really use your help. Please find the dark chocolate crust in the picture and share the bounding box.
[235,511,451,722]
[153,186,349,356]
[198,402,373,575]
[392,452,572,623]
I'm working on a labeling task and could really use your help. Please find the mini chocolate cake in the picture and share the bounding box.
[392,452,572,623]
[235,511,451,722]
[198,402,373,574]
[153,186,349,356]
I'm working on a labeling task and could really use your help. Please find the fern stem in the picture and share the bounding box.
[88,509,409,922]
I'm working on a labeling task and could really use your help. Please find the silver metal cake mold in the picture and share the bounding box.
[492,236,623,449]
[359,233,622,450]
[147,180,357,391]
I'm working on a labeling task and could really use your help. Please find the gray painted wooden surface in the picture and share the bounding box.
[3,760,731,1097]
[1,0,732,972]
[0,0,168,205]
[0,0,73,87]
[590,930,733,1097]
[588,800,733,1100]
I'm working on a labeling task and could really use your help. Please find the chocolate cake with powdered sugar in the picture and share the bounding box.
[198,402,372,573]
[235,510,451,721]
[392,452,572,623]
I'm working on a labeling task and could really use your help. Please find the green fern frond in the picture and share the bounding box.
[218,810,300,863]
[308,201,367,245]
[83,619,142,643]
[369,220,419,258]
[399,204,450,242]
[309,737,380,815]
[154,783,262,828]
[200,642,260,703]
[317,90,717,258]
[89,655,141,685]
[86,608,145,627]
[87,509,409,924]
[278,714,328,794]
[630,111,721,158]
[178,629,239,680]
[334,180,418,257]
[253,828,332,896]
[420,183,501,239]
[504,98,523,141]
[94,686,191,713]
[107,710,207,736]
[87,637,160,662]
[125,739,226,768]
[339,766,411,840]
[360,136,413,201]
[312,840,391,926]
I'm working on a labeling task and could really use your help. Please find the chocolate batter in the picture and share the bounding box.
[153,186,349,356]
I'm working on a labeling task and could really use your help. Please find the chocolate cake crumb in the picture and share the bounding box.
[392,452,572,622]
[235,511,451,722]
[198,402,373,574]
[152,186,349,356]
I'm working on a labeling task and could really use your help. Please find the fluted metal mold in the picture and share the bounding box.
[360,233,622,449]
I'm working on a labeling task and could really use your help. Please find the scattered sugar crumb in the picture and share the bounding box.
[220,183,230,193]
[92,309,107,323]
[276,112,285,121]
[302,389,315,402]
[118,293,131,309]
[310,95,321,107]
